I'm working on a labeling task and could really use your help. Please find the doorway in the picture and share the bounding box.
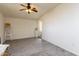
[38,20,42,38]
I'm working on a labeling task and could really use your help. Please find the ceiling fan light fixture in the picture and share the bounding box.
[20,3,38,14]
[26,9,32,12]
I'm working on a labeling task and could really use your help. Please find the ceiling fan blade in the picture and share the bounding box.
[32,8,38,12]
[20,4,27,7]
[19,9,26,11]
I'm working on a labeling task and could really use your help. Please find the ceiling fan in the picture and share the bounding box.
[20,3,38,14]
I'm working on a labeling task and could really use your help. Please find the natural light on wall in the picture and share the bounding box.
[38,20,42,32]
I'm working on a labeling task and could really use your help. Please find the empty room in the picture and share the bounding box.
[0,3,79,56]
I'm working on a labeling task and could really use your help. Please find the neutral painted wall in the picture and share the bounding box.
[40,4,79,55]
[0,13,4,43]
[4,17,38,40]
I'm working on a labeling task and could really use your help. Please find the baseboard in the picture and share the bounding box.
[6,37,39,41]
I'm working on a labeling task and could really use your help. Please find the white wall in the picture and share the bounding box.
[40,4,79,55]
[5,17,38,40]
[0,13,4,43]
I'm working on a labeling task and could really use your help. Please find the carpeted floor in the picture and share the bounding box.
[5,38,76,56]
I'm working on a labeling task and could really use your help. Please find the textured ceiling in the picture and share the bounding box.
[0,3,59,20]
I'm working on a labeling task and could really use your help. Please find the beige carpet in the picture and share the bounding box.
[5,38,76,56]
